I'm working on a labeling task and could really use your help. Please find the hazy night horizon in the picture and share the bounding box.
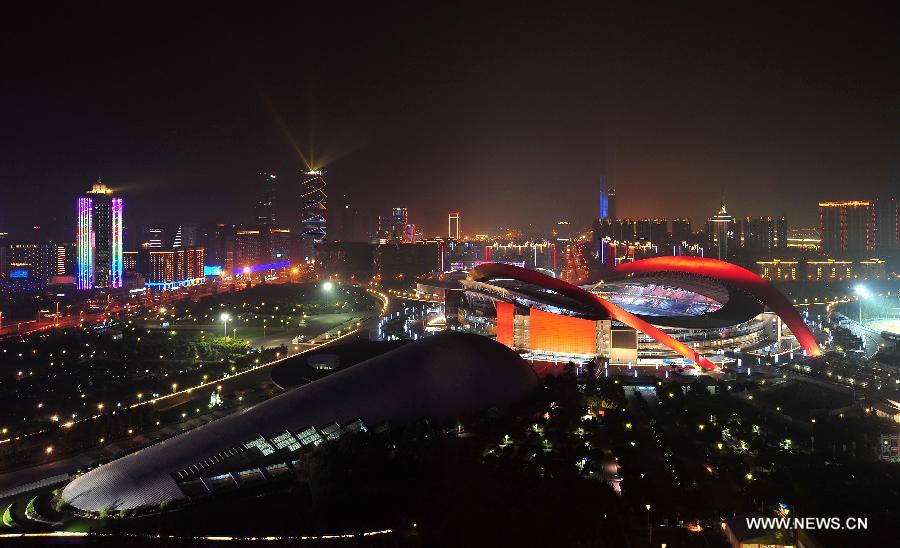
[2,3,898,238]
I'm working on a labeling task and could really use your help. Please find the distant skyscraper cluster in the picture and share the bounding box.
[592,186,791,271]
[375,207,416,244]
[206,171,294,271]
[590,189,895,283]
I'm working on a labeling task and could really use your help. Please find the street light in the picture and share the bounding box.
[645,504,652,546]
[322,281,334,292]
[221,313,230,337]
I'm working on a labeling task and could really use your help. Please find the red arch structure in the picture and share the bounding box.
[469,263,718,370]
[612,256,821,357]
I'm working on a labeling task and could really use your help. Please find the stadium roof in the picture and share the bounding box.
[63,333,538,512]
[468,258,821,369]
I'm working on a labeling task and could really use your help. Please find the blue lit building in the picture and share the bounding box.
[599,175,616,221]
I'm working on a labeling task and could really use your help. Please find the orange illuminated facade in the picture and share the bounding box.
[495,301,515,348]
[528,308,597,356]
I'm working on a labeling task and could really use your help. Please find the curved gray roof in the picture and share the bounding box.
[63,333,538,511]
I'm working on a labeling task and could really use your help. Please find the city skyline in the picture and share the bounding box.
[1,4,899,239]
[0,174,896,244]
[0,5,898,543]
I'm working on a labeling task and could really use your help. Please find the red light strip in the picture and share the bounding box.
[613,256,821,357]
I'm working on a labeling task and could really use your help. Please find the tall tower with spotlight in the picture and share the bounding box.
[300,169,327,258]
[76,182,123,290]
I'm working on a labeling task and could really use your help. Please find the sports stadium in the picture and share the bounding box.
[456,257,820,370]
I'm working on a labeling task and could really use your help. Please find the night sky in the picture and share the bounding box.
[1,2,898,241]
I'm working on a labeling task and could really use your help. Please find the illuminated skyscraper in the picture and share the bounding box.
[375,208,410,243]
[874,196,898,252]
[448,212,460,240]
[172,225,183,248]
[139,225,165,249]
[1,242,60,280]
[738,216,777,256]
[671,218,691,244]
[170,224,199,249]
[775,215,787,251]
[330,192,362,242]
[819,200,874,255]
[635,219,668,243]
[255,172,277,227]
[705,198,734,262]
[76,182,123,290]
[598,176,616,220]
[300,169,327,256]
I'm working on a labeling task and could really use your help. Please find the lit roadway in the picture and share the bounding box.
[0,287,390,496]
[842,316,891,358]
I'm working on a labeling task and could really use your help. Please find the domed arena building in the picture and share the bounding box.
[62,333,538,512]
[457,257,820,370]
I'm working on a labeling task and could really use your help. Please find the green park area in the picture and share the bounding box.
[0,282,378,476]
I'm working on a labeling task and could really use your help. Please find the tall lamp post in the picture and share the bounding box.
[854,285,869,324]
[221,313,230,338]
[645,504,651,546]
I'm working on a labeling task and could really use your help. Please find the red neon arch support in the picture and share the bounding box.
[613,256,821,357]
[469,263,717,370]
